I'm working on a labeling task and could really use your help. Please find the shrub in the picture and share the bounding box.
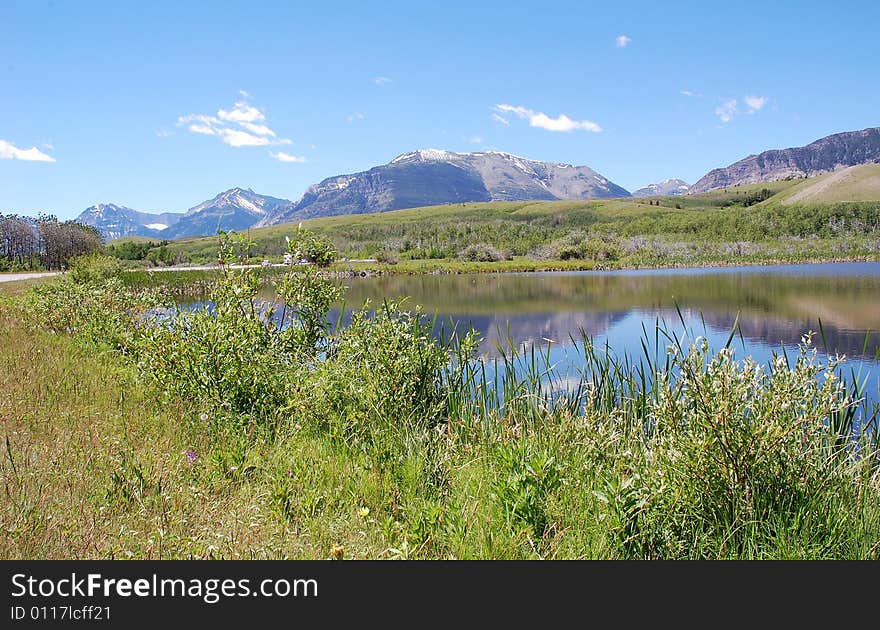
[134,233,341,417]
[492,442,563,539]
[457,243,510,262]
[308,301,449,450]
[68,252,124,284]
[594,334,863,558]
[546,231,622,261]
[288,227,337,267]
[376,250,400,264]
[27,271,161,351]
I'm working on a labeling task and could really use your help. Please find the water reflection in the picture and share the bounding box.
[339,263,880,365]
[176,263,880,397]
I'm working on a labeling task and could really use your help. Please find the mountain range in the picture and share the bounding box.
[260,150,630,225]
[163,188,290,239]
[76,126,880,241]
[77,204,184,241]
[631,179,690,197]
[78,151,632,239]
[691,127,880,193]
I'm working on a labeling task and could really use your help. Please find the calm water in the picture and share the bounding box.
[178,262,880,400]
[338,262,880,395]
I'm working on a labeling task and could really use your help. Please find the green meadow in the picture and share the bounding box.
[114,174,880,272]
[2,247,879,559]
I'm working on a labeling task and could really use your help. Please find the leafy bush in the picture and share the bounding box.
[591,334,864,558]
[546,231,623,261]
[309,301,450,450]
[492,442,563,539]
[68,252,124,284]
[135,235,341,416]
[457,243,510,262]
[376,250,400,264]
[288,227,337,267]
[27,268,160,351]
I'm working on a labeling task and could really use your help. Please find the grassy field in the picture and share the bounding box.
[780,164,880,205]
[2,256,879,559]
[110,175,880,271]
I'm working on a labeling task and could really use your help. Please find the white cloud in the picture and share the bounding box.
[187,123,217,135]
[238,89,253,100]
[372,76,392,86]
[346,112,365,124]
[468,135,484,144]
[155,129,174,138]
[217,128,270,147]
[239,122,276,137]
[496,104,530,118]
[494,104,602,133]
[0,139,56,162]
[491,113,510,126]
[681,90,702,97]
[270,151,307,163]
[531,112,602,132]
[178,99,291,147]
[615,35,631,48]
[715,99,738,123]
[744,95,768,113]
[217,101,265,123]
[714,95,770,123]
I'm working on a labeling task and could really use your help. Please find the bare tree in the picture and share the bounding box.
[0,213,102,270]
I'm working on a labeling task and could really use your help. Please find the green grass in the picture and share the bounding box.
[2,259,880,560]
[112,176,879,272]
[779,164,880,205]
[106,235,161,245]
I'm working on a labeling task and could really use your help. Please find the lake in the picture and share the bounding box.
[337,262,880,396]
[177,262,880,402]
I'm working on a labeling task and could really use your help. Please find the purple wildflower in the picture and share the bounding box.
[185,450,199,465]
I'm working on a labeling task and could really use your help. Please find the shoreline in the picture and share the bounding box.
[7,254,877,295]
[324,254,880,277]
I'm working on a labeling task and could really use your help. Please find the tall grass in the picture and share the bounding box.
[2,250,879,559]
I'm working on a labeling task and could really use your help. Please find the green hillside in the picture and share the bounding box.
[779,163,880,205]
[119,175,880,269]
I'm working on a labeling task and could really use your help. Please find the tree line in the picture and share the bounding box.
[0,213,102,271]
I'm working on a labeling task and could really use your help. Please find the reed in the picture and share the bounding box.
[2,251,879,559]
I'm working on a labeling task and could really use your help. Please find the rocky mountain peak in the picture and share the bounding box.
[691,127,880,193]
[631,179,691,197]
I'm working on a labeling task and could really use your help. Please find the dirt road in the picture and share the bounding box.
[0,272,60,283]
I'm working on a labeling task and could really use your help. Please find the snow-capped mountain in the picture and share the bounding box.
[79,152,631,239]
[161,188,291,239]
[631,179,691,197]
[260,150,630,225]
[76,203,183,240]
[77,189,292,241]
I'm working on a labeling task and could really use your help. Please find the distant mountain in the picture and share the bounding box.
[78,189,292,241]
[631,179,690,197]
[163,188,291,239]
[260,150,630,225]
[77,203,183,240]
[691,127,880,193]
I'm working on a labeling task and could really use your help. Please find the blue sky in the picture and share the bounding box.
[2,0,878,219]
